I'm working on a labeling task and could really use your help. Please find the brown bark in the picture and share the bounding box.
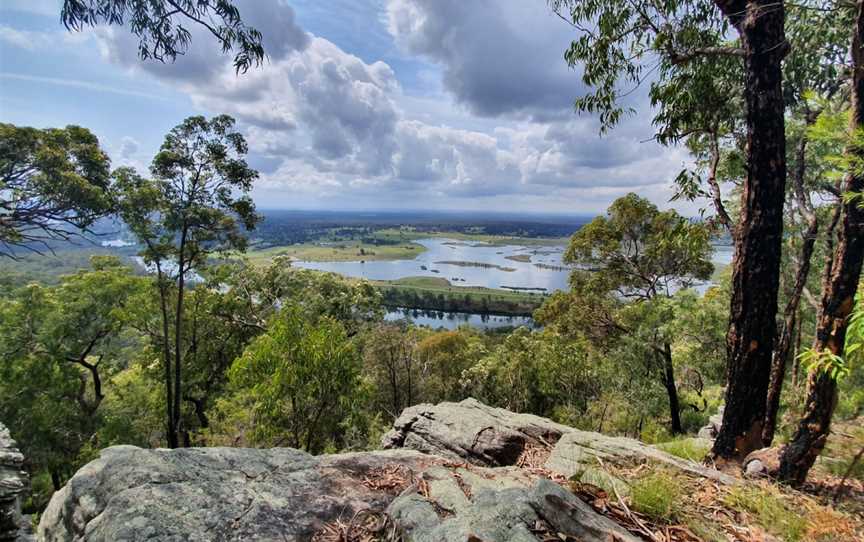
[778,0,864,484]
[763,117,820,446]
[712,0,789,460]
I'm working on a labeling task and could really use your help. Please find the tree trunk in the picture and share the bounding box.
[712,0,789,460]
[778,1,864,484]
[156,264,178,449]
[763,124,820,446]
[173,226,188,447]
[661,342,683,435]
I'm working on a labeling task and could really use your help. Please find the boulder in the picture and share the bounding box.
[37,445,637,542]
[697,406,724,440]
[0,423,31,542]
[385,398,736,485]
[40,399,737,541]
[382,398,571,466]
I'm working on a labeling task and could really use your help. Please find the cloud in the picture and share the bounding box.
[0,25,89,51]
[119,136,139,159]
[91,0,689,212]
[386,0,580,119]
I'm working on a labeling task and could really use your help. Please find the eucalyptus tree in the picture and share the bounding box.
[60,0,264,72]
[0,257,142,488]
[115,115,259,448]
[779,0,864,483]
[228,308,362,453]
[538,194,713,434]
[550,0,808,459]
[0,124,113,258]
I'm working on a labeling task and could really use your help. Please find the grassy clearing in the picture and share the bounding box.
[244,241,426,264]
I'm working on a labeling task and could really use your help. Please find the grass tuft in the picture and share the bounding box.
[629,472,683,522]
[656,438,711,462]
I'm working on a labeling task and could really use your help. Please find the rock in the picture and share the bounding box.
[38,446,442,542]
[743,447,782,478]
[37,445,637,542]
[388,478,639,542]
[697,406,724,440]
[0,423,31,542]
[41,399,738,541]
[385,398,736,485]
[382,398,571,466]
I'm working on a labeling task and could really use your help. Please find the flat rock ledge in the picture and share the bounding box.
[39,399,735,541]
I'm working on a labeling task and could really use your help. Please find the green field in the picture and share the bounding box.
[244,240,426,265]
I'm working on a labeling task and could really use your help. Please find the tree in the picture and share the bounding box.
[0,124,113,258]
[61,0,264,73]
[363,323,421,418]
[551,0,788,459]
[228,308,362,453]
[538,194,713,434]
[0,257,141,488]
[115,114,259,448]
[779,1,864,483]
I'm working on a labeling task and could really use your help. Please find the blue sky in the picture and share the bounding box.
[0,0,695,214]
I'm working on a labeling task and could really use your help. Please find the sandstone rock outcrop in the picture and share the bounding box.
[383,398,735,485]
[0,423,31,542]
[39,399,735,541]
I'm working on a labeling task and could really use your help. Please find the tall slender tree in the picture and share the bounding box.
[116,115,259,447]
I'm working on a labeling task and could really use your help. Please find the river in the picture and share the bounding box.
[295,238,570,292]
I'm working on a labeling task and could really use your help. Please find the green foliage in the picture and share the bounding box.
[228,308,362,453]
[0,123,113,256]
[0,258,143,480]
[798,348,851,381]
[61,0,266,73]
[564,193,713,298]
[629,471,683,522]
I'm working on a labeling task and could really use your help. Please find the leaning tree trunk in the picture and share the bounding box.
[763,118,820,447]
[712,0,789,460]
[778,1,864,485]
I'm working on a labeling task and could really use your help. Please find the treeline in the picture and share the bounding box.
[378,286,542,316]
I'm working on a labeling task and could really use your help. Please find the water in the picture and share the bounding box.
[296,238,570,292]
[296,238,735,293]
[385,307,535,330]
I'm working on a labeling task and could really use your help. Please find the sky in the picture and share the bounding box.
[0,0,698,215]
